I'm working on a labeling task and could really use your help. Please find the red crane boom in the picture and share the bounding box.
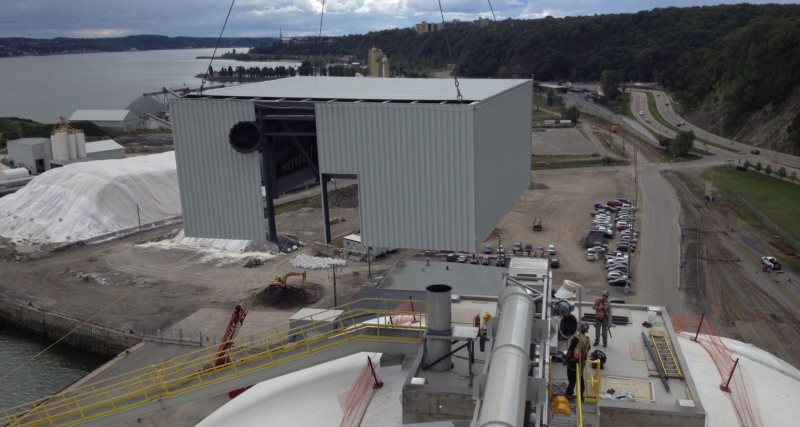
[214,304,248,367]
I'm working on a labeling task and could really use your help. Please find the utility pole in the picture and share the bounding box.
[136,204,142,232]
[331,264,339,307]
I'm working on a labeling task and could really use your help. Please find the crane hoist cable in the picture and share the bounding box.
[316,0,327,76]
[200,0,237,94]
[487,0,497,21]
[436,0,463,103]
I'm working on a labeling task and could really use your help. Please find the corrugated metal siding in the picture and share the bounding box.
[473,82,533,249]
[170,98,266,241]
[316,102,476,251]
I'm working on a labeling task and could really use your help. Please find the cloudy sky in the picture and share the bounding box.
[0,1,792,38]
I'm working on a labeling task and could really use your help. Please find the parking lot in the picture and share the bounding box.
[480,167,637,298]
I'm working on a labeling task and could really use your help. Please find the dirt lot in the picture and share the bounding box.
[0,200,405,334]
[484,167,636,299]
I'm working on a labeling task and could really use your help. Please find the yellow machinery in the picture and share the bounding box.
[269,271,307,289]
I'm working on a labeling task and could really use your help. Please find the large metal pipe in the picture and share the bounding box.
[476,284,534,427]
[426,284,452,372]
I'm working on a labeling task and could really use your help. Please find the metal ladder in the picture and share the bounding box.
[649,330,683,378]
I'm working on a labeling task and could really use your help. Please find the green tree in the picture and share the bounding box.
[755,162,763,171]
[743,160,752,169]
[669,130,695,158]
[790,171,797,181]
[561,106,580,123]
[765,164,773,175]
[777,166,787,178]
[600,70,623,101]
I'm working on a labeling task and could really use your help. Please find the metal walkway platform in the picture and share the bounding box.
[1,299,426,427]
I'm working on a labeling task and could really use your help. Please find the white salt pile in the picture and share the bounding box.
[290,254,346,270]
[137,230,274,264]
[0,152,179,243]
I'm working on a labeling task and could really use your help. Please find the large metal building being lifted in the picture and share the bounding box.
[170,76,531,252]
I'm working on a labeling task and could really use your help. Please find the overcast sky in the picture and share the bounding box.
[0,1,793,39]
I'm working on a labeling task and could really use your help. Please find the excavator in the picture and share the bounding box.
[268,271,307,289]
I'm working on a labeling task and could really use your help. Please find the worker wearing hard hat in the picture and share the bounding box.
[593,291,612,347]
[564,323,591,398]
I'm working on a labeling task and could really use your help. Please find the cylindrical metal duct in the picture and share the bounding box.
[476,284,534,427]
[426,284,452,372]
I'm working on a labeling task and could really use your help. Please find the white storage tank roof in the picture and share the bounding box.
[0,167,30,181]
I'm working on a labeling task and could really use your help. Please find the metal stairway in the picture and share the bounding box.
[0,299,426,427]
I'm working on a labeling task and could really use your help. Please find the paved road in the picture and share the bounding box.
[632,89,800,172]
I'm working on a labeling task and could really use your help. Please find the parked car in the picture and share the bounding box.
[446,253,457,262]
[761,256,781,270]
[617,198,632,204]
[512,242,523,254]
[470,255,479,264]
[548,244,556,256]
[586,252,598,261]
[524,243,533,255]
[750,149,760,155]
[481,255,490,265]
[456,255,467,263]
[483,245,493,254]
[550,258,560,268]
[608,278,631,287]
[607,200,623,207]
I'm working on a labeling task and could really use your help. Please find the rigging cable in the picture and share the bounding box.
[200,0,238,94]
[436,0,463,103]
[487,0,497,21]
[316,0,327,76]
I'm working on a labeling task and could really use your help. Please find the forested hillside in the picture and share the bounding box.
[252,4,800,153]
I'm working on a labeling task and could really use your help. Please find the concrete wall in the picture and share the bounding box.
[600,404,706,427]
[0,298,141,357]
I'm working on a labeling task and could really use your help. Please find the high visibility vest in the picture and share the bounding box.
[595,299,607,320]
[573,334,590,360]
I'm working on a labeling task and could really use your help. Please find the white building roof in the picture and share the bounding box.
[85,139,124,154]
[343,234,361,243]
[69,109,134,122]
[8,137,48,147]
[203,76,529,102]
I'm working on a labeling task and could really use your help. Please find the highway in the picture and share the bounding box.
[631,89,800,172]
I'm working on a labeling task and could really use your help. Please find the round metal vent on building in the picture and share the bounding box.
[228,121,262,153]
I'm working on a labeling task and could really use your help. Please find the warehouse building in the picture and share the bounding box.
[69,109,140,131]
[6,137,125,174]
[170,76,531,252]
[85,139,125,160]
[6,137,52,174]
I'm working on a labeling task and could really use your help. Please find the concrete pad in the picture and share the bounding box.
[533,128,597,156]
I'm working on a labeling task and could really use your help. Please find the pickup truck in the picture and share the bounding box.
[761,256,781,270]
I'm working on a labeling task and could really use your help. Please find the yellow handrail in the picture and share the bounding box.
[1,298,427,427]
[576,361,583,427]
[584,359,602,404]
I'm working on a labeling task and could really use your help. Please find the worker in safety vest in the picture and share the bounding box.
[593,291,612,347]
[564,323,591,397]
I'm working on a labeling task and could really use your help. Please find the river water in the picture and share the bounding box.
[0,325,106,409]
[0,48,300,122]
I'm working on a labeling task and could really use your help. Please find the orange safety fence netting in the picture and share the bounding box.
[671,316,763,427]
[338,357,381,427]
[387,300,426,326]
